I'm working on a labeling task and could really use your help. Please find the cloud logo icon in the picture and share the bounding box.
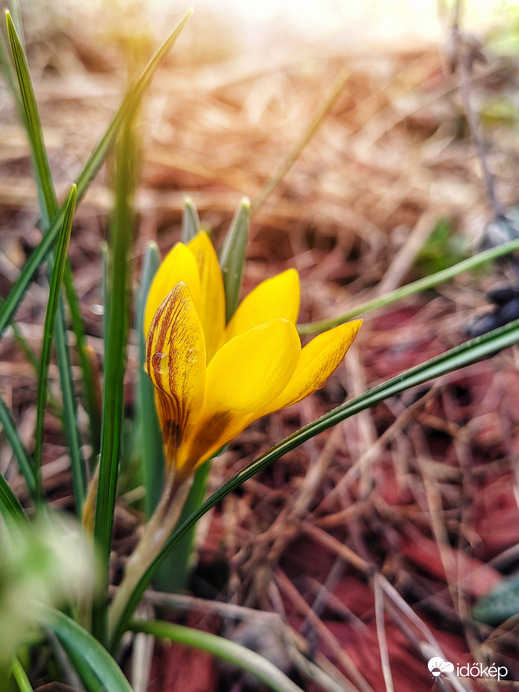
[428,657,454,678]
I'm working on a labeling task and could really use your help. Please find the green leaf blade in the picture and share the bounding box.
[63,263,102,456]
[92,112,137,645]
[45,609,133,692]
[219,197,250,323]
[5,9,88,512]
[136,242,164,518]
[0,472,27,525]
[130,620,304,692]
[181,197,201,243]
[11,659,34,692]
[34,186,77,494]
[5,10,58,224]
[298,237,519,335]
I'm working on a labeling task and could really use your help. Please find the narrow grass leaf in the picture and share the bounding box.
[101,242,109,340]
[34,186,77,489]
[250,67,349,216]
[93,113,137,644]
[11,659,33,692]
[7,1,24,45]
[0,472,27,525]
[0,8,193,342]
[56,647,105,692]
[6,10,56,226]
[130,620,305,692]
[0,18,22,115]
[220,197,250,322]
[181,197,201,243]
[110,317,519,644]
[136,242,164,518]
[63,263,102,454]
[0,223,58,339]
[54,310,86,509]
[45,609,133,692]
[298,237,519,334]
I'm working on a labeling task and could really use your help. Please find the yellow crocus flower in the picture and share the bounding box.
[144,232,362,480]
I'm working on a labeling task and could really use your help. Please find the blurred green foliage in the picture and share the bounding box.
[414,218,469,277]
[0,515,94,676]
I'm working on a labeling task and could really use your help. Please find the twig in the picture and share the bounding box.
[300,557,345,641]
[377,575,473,692]
[315,385,439,512]
[450,0,505,220]
[276,568,374,692]
[373,577,395,692]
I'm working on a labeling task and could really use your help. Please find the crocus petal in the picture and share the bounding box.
[187,232,226,362]
[205,318,300,412]
[176,411,249,477]
[146,282,206,467]
[144,242,201,337]
[176,318,300,473]
[225,269,300,341]
[263,319,362,414]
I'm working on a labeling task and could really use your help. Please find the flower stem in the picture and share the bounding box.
[108,469,193,649]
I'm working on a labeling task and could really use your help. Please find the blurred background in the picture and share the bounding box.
[27,0,511,48]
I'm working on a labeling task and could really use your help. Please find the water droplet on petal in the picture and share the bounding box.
[187,348,200,364]
[152,351,168,374]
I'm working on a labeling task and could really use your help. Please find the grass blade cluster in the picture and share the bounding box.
[0,8,194,341]
[5,12,85,506]
[91,13,193,639]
